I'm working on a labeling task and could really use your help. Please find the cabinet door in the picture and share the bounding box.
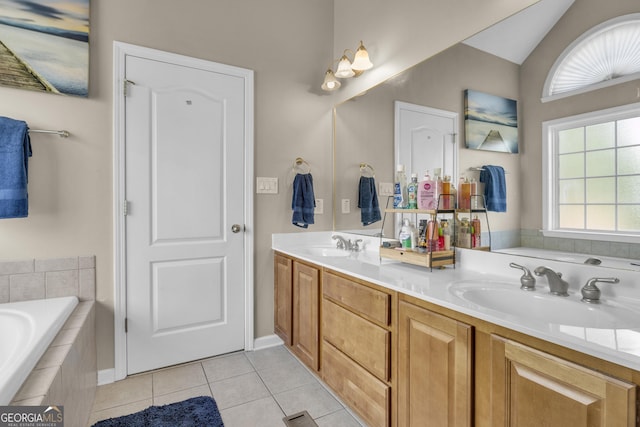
[397,301,473,427]
[274,253,292,345]
[292,261,320,370]
[489,335,636,427]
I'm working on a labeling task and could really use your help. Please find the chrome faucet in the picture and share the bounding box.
[534,266,569,296]
[509,263,536,291]
[581,277,619,304]
[332,235,350,250]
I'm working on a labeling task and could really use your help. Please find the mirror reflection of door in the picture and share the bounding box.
[394,101,458,234]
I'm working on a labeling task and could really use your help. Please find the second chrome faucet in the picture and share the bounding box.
[534,266,570,296]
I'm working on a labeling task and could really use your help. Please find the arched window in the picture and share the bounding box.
[542,14,640,102]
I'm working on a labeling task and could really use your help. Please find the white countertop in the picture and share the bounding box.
[273,231,640,372]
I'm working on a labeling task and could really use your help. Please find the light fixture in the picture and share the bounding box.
[321,69,341,91]
[351,41,373,71]
[321,40,373,91]
[335,54,355,78]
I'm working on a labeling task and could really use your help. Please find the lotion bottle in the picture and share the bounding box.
[407,173,418,209]
[394,164,408,208]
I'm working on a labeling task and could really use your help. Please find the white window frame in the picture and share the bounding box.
[542,101,640,243]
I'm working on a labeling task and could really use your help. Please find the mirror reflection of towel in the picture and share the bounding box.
[358,176,381,226]
[0,116,32,219]
[292,173,315,228]
[479,165,506,212]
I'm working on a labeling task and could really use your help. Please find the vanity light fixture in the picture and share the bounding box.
[321,40,373,91]
[321,68,341,91]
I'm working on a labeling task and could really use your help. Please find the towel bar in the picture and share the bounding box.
[30,129,70,138]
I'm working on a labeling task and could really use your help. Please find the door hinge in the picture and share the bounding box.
[123,79,136,97]
[123,200,129,216]
[125,317,128,333]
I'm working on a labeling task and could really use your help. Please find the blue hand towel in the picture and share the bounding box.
[292,173,315,228]
[358,176,381,226]
[0,117,32,219]
[479,165,506,212]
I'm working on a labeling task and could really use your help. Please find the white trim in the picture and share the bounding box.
[112,41,254,381]
[542,101,640,242]
[542,13,640,102]
[253,334,284,351]
[97,369,115,386]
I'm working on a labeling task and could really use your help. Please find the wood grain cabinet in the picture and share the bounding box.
[273,252,320,371]
[292,260,320,370]
[274,253,292,345]
[321,271,395,427]
[486,335,637,427]
[397,299,473,427]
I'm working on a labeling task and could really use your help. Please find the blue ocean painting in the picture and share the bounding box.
[464,89,519,153]
[0,0,89,97]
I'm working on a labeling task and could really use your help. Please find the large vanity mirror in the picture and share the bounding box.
[331,0,640,271]
[333,40,521,239]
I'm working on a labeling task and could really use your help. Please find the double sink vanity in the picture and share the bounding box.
[273,231,640,426]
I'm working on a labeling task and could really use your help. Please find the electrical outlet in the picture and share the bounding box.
[341,199,350,214]
[315,198,324,214]
[379,182,394,196]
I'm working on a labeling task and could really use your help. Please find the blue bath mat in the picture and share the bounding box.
[92,395,223,427]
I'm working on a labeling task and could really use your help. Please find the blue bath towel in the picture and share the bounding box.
[479,165,506,212]
[292,173,315,228]
[358,176,381,226]
[0,117,32,219]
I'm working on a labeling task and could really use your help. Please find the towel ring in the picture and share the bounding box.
[359,162,375,177]
[293,157,311,174]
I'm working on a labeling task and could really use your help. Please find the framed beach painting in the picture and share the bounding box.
[464,89,518,153]
[0,0,89,97]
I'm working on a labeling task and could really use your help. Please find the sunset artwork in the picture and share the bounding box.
[0,0,89,97]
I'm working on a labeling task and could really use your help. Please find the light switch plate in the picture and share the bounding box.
[341,199,350,214]
[256,177,278,194]
[315,198,324,214]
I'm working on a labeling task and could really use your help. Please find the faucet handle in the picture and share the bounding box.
[581,277,620,304]
[352,239,364,252]
[509,263,536,291]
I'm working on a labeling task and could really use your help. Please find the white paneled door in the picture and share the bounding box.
[124,53,248,375]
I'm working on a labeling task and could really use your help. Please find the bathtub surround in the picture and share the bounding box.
[1,255,96,427]
[0,255,96,303]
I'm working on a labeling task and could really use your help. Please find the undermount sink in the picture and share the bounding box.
[448,280,640,329]
[301,246,351,257]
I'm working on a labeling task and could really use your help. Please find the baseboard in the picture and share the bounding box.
[98,368,116,386]
[253,334,284,350]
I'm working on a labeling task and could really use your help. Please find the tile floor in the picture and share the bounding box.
[88,345,365,426]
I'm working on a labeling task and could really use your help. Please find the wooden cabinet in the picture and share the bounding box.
[273,252,320,371]
[274,253,292,345]
[321,271,395,427]
[397,299,473,427]
[292,261,320,370]
[486,335,636,427]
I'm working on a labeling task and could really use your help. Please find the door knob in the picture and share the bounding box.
[231,224,242,233]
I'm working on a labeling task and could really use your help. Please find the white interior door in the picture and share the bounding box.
[394,101,458,181]
[124,53,248,375]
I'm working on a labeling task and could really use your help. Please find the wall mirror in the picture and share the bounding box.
[331,0,640,271]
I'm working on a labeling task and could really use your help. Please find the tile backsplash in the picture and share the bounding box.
[0,256,95,304]
[520,229,640,260]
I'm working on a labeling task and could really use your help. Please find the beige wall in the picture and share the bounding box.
[332,0,539,103]
[0,0,335,371]
[0,0,541,374]
[335,43,521,233]
[520,0,640,230]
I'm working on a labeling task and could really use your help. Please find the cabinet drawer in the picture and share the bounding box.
[323,299,390,381]
[323,271,390,326]
[322,342,390,427]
